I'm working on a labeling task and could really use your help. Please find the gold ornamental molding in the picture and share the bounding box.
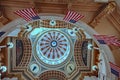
[0,6,9,25]
[0,15,9,25]
[107,9,120,33]
[90,1,116,27]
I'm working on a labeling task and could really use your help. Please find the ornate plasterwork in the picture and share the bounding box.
[31,27,74,69]
[107,7,120,33]
[36,30,71,65]
[90,2,116,27]
[0,6,9,24]
[3,14,115,80]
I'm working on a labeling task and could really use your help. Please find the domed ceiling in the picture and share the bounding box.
[33,28,72,66]
[2,0,118,79]
[7,19,95,80]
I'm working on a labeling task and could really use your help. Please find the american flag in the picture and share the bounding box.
[93,34,120,46]
[14,8,40,21]
[109,62,120,78]
[63,11,84,23]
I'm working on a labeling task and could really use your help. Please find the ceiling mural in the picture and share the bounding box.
[33,29,72,66]
[7,19,95,80]
[1,0,120,79]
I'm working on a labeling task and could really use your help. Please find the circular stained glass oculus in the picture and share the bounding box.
[51,40,57,47]
[36,30,70,65]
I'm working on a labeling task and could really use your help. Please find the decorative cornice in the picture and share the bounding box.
[0,5,10,25]
[90,1,116,27]
[107,9,120,33]
[0,16,9,25]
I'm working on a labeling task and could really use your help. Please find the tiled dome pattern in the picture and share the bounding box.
[36,30,70,65]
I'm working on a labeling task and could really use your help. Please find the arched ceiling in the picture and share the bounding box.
[0,0,120,80]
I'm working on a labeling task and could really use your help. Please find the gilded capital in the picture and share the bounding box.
[105,2,116,14]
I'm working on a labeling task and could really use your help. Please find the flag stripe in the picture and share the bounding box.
[93,34,120,46]
[111,68,119,77]
[76,14,82,21]
[109,62,120,78]
[67,11,73,21]
[23,9,32,18]
[64,11,72,21]
[15,10,31,21]
[26,8,36,17]
[69,11,74,21]
[110,62,120,70]
[30,8,37,16]
[16,10,31,21]
[20,10,31,21]
[63,11,69,20]
[31,8,37,16]
[76,14,84,21]
[63,11,84,23]
[27,8,35,17]
[73,13,79,21]
[15,11,25,20]
[22,9,32,19]
[14,8,40,21]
